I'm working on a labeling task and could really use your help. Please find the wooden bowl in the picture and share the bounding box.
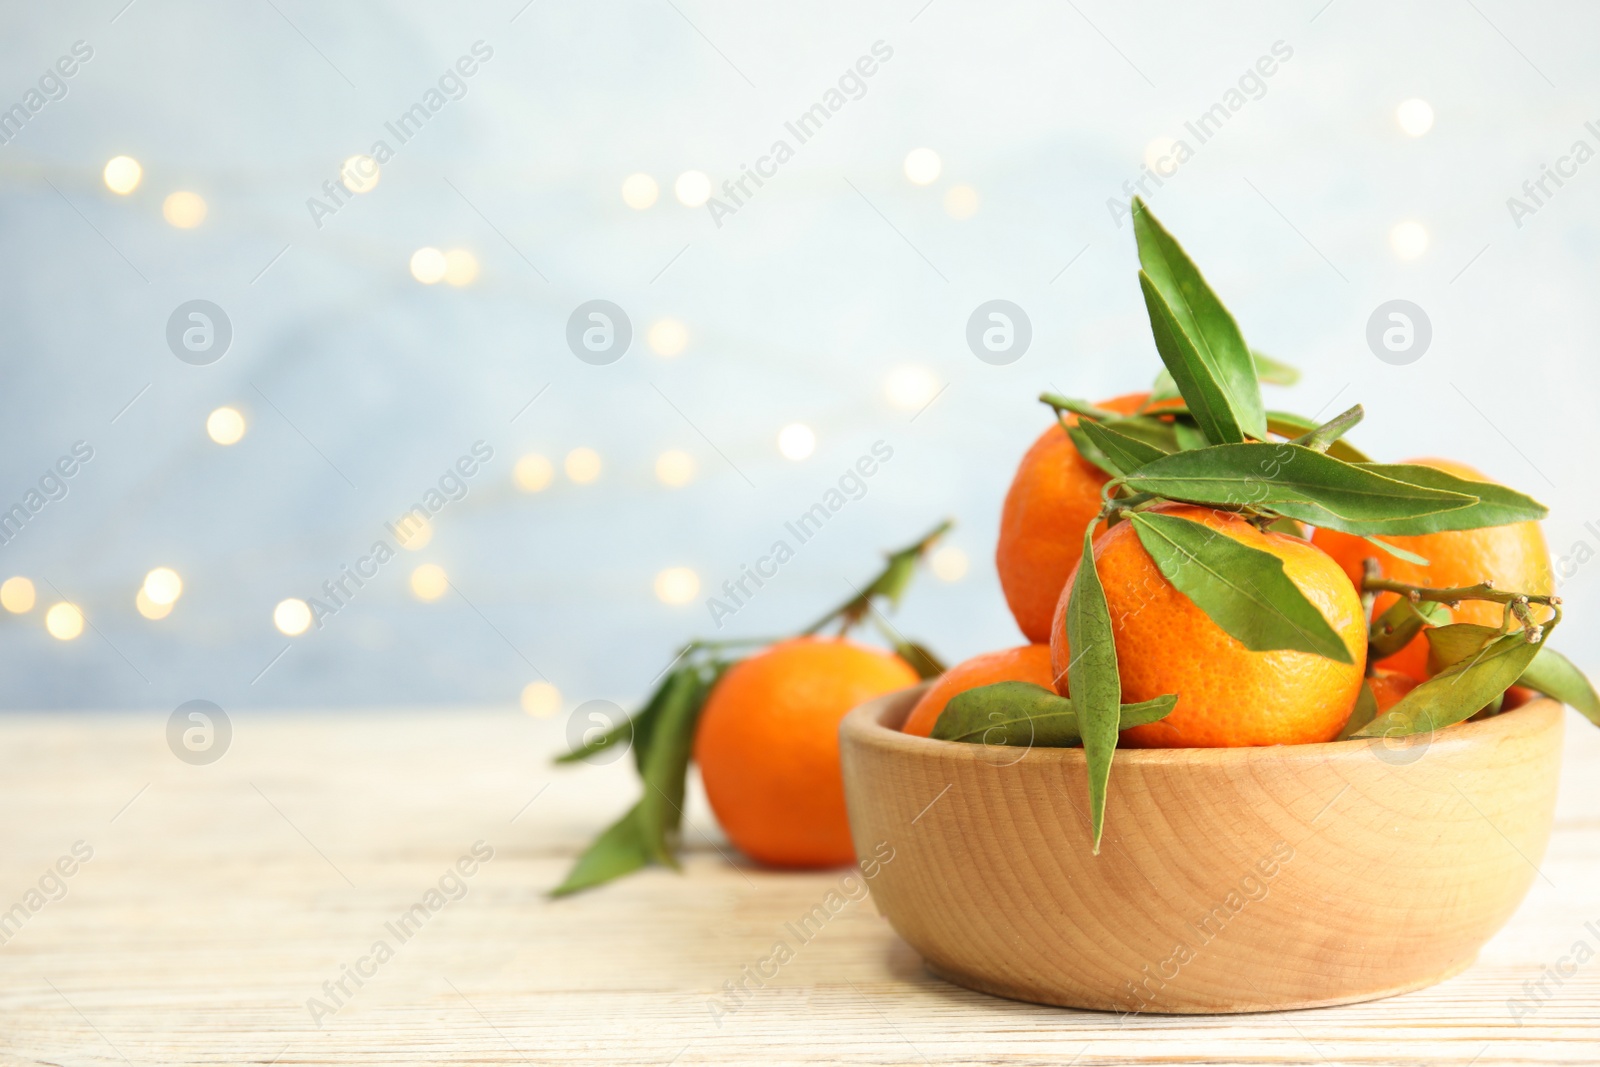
[840,684,1564,1014]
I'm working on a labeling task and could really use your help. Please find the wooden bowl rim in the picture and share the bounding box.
[843,684,1564,768]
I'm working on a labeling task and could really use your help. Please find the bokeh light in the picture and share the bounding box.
[521,680,561,717]
[885,365,940,410]
[103,155,142,195]
[621,173,658,209]
[655,450,695,487]
[647,318,688,357]
[410,563,449,602]
[654,567,700,605]
[340,154,381,193]
[162,190,207,228]
[903,148,941,185]
[674,170,711,207]
[943,184,980,220]
[443,249,479,287]
[1390,220,1429,260]
[1396,99,1435,137]
[931,546,969,582]
[565,447,602,484]
[142,566,183,606]
[514,454,554,492]
[410,247,448,284]
[395,517,432,550]
[778,423,815,461]
[45,603,84,641]
[274,598,312,636]
[136,588,173,620]
[206,406,246,445]
[1,577,36,614]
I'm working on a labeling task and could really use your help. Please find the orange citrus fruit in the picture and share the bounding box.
[694,637,918,868]
[1312,458,1552,682]
[1048,504,1367,747]
[902,644,1055,737]
[996,392,1154,644]
[1367,668,1418,714]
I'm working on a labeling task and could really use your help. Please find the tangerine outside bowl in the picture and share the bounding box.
[839,684,1564,1014]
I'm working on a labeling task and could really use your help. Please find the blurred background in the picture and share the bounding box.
[1,0,1595,713]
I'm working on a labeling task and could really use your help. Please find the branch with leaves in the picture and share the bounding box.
[549,521,952,896]
[931,197,1597,852]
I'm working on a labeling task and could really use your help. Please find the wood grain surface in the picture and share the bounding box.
[0,705,1597,1066]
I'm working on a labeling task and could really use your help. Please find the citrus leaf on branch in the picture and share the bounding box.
[550,801,652,898]
[1133,198,1267,442]
[1518,647,1600,727]
[1065,527,1122,853]
[1368,597,1450,659]
[1077,418,1171,476]
[1264,412,1372,463]
[1355,628,1549,739]
[1064,423,1121,480]
[1355,463,1547,531]
[1336,680,1380,741]
[1291,404,1365,454]
[635,667,708,868]
[890,637,947,680]
[1127,511,1353,663]
[1118,443,1480,534]
[931,682,1175,747]
[1250,350,1301,386]
[1424,623,1505,675]
[805,519,952,633]
[1362,536,1431,566]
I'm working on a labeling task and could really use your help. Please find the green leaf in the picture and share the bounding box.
[1356,631,1547,738]
[1065,423,1121,479]
[1362,536,1431,567]
[893,638,947,680]
[550,802,652,898]
[1518,647,1600,726]
[1171,419,1209,452]
[636,668,708,868]
[1133,198,1266,440]
[1139,272,1247,446]
[1424,623,1504,675]
[1291,404,1365,454]
[1264,412,1372,464]
[1040,393,1123,422]
[1105,415,1183,453]
[1337,680,1380,741]
[1128,511,1353,663]
[1355,463,1547,532]
[1251,350,1301,385]
[931,681,1175,746]
[1065,527,1121,853]
[1077,419,1170,475]
[554,674,669,767]
[1119,443,1479,535]
[1368,598,1450,659]
[1149,367,1181,404]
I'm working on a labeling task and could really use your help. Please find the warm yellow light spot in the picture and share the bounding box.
[45,602,84,640]
[885,365,940,410]
[1396,99,1435,137]
[943,184,980,220]
[394,516,432,551]
[514,454,554,492]
[1142,137,1180,172]
[654,567,700,605]
[903,148,941,185]
[340,154,381,193]
[443,249,479,287]
[521,680,561,718]
[142,567,183,606]
[778,423,815,461]
[206,406,246,445]
[410,247,448,284]
[1,577,36,614]
[136,588,173,620]
[162,190,207,228]
[931,546,969,582]
[675,170,711,207]
[655,450,695,487]
[621,173,659,210]
[565,447,602,484]
[103,156,142,195]
[410,563,449,602]
[274,598,312,636]
[1390,220,1429,260]
[647,318,688,357]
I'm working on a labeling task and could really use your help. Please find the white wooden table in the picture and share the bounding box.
[1,707,1596,1066]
